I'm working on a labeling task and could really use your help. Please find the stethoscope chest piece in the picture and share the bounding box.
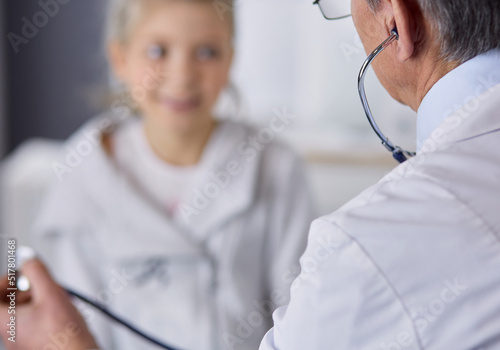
[16,246,37,292]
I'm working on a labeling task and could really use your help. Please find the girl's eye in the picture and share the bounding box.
[197,46,219,61]
[147,44,166,60]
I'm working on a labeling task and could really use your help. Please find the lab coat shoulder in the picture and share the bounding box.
[260,136,316,300]
[262,154,499,350]
[222,119,314,223]
[32,114,117,238]
[260,164,475,349]
[260,176,433,350]
[228,119,316,302]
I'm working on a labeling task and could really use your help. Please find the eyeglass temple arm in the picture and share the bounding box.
[312,0,351,20]
[357,29,416,163]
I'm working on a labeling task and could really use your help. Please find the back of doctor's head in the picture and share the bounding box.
[105,0,235,45]
[367,0,500,63]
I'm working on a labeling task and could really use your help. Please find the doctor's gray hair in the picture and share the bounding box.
[368,0,500,63]
[106,0,235,44]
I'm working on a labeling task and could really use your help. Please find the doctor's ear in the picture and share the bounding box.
[390,0,423,62]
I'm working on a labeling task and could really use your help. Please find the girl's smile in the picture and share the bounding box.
[160,94,202,114]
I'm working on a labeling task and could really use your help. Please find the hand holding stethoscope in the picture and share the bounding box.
[3,246,182,350]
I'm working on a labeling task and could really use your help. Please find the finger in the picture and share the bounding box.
[20,259,62,303]
[0,277,31,307]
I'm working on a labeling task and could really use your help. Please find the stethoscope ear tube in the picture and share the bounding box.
[357,28,416,164]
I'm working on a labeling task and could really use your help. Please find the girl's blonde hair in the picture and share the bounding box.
[106,0,235,45]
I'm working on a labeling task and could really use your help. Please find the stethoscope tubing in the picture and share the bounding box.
[65,287,182,350]
[357,28,416,163]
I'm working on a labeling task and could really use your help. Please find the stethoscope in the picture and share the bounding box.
[15,246,182,350]
[357,27,416,163]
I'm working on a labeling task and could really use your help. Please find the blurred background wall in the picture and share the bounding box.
[0,2,6,160]
[232,1,416,156]
[0,0,7,283]
[2,0,416,155]
[4,0,108,153]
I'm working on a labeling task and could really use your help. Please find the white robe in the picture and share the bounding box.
[260,85,500,348]
[33,117,315,350]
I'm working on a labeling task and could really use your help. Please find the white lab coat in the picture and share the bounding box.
[260,84,500,349]
[33,116,315,350]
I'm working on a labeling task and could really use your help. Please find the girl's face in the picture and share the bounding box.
[110,0,233,132]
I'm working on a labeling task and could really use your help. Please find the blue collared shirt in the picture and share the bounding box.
[417,49,500,152]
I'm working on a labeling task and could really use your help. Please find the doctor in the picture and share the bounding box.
[1,0,500,349]
[260,0,500,348]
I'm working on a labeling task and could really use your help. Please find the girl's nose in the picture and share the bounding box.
[164,53,197,90]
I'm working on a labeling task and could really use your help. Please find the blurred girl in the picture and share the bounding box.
[33,0,314,349]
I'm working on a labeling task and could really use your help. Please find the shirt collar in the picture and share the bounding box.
[416,49,500,152]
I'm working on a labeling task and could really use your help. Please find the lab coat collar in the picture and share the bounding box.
[419,81,500,154]
[417,49,500,152]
